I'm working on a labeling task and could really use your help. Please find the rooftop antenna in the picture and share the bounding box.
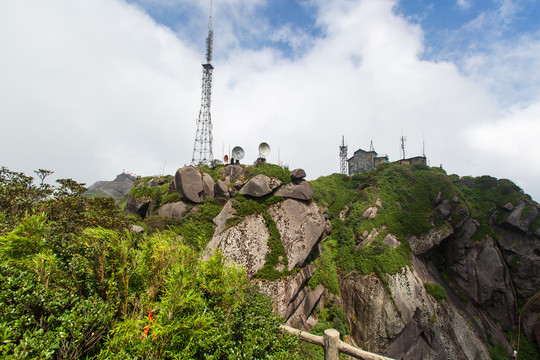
[422,136,426,158]
[400,134,407,160]
[191,0,214,166]
[339,136,348,175]
[369,140,374,152]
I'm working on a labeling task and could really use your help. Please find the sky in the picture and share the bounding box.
[1,0,540,200]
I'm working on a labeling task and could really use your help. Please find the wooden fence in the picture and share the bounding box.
[280,325,395,360]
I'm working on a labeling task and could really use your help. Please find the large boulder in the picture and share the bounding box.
[239,174,282,198]
[125,195,152,219]
[202,172,215,198]
[175,166,215,204]
[290,168,306,181]
[147,177,165,187]
[220,165,245,183]
[212,199,237,235]
[408,225,454,255]
[214,179,230,199]
[274,180,314,201]
[158,201,191,220]
[268,199,325,270]
[204,213,269,276]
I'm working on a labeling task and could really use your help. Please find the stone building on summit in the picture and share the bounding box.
[347,144,427,176]
[347,148,389,175]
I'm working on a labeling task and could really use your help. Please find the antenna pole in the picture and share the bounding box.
[339,136,348,175]
[400,135,407,160]
[191,0,214,166]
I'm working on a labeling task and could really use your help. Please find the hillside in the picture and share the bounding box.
[1,163,540,359]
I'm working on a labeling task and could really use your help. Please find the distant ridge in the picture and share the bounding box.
[85,172,136,198]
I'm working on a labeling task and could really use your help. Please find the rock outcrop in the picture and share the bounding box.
[239,174,283,197]
[204,213,269,276]
[125,195,152,219]
[256,265,324,328]
[340,264,491,360]
[158,201,191,220]
[220,165,245,184]
[175,166,215,203]
[268,199,326,270]
[274,180,314,201]
[440,219,516,328]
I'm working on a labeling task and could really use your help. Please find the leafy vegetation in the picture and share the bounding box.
[0,167,300,359]
[308,243,340,295]
[245,163,292,185]
[226,195,289,280]
[176,197,225,249]
[424,282,448,302]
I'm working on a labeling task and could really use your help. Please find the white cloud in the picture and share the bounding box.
[457,0,472,10]
[1,0,539,201]
[466,102,540,194]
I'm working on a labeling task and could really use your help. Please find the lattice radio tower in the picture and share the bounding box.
[400,135,407,159]
[191,1,214,166]
[339,136,348,175]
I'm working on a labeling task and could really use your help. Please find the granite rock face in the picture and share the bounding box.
[340,264,491,360]
[268,199,325,270]
[204,213,269,276]
[255,265,324,328]
[440,219,516,328]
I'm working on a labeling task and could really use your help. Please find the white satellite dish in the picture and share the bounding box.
[258,142,271,157]
[232,146,245,161]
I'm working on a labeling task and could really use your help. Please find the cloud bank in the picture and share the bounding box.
[1,0,539,200]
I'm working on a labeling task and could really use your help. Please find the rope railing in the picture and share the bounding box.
[280,325,395,360]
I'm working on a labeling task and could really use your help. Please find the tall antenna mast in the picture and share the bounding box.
[191,0,214,166]
[339,136,348,175]
[400,134,407,160]
[369,140,374,152]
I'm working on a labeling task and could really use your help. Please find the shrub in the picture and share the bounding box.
[245,163,292,184]
[424,282,448,302]
[309,243,340,295]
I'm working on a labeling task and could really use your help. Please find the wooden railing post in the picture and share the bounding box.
[280,325,395,360]
[324,328,340,360]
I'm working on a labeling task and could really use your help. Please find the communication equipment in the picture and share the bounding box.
[223,155,229,164]
[232,146,245,163]
[258,142,270,158]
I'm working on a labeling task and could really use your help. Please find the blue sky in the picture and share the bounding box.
[1,0,540,200]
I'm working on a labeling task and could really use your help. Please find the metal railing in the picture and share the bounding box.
[280,325,395,360]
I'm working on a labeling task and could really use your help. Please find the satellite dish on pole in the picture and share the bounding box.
[258,142,271,158]
[231,146,245,163]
